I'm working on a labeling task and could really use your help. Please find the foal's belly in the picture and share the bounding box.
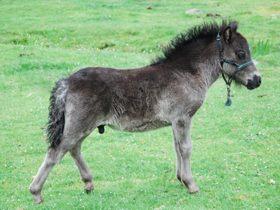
[107,118,171,132]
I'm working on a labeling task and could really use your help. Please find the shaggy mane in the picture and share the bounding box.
[152,20,235,65]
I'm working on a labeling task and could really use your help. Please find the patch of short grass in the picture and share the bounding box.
[0,0,279,209]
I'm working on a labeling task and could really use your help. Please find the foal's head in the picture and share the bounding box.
[220,22,261,90]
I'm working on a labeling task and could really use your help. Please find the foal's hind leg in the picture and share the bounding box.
[29,131,89,203]
[29,117,91,203]
[29,146,67,203]
[70,142,94,193]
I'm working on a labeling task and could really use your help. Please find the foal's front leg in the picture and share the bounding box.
[172,118,199,193]
[173,140,182,181]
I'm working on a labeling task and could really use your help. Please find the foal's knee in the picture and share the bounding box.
[45,148,65,166]
[179,141,192,158]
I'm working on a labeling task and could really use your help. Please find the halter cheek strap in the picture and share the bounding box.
[216,33,254,106]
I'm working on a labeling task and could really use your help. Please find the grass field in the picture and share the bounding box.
[0,0,279,209]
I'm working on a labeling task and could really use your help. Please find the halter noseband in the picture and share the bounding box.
[216,33,254,106]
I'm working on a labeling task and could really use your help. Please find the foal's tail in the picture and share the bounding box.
[47,79,68,148]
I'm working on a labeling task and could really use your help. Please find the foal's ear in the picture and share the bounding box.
[223,22,238,44]
[223,27,232,44]
[229,21,238,32]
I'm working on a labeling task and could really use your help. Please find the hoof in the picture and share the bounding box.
[30,186,43,204]
[182,180,199,194]
[188,184,199,194]
[32,193,43,204]
[85,182,94,194]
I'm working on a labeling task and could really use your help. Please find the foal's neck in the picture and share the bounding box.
[197,41,221,87]
[158,39,221,88]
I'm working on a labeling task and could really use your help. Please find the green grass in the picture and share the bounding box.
[0,0,279,209]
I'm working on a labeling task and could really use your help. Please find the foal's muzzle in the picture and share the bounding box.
[247,75,261,90]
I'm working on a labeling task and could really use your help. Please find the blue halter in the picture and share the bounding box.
[216,33,254,106]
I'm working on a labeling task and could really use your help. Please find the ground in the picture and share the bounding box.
[0,0,279,209]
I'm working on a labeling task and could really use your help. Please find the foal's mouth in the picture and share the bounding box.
[246,82,261,90]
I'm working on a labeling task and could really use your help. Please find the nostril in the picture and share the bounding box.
[253,75,261,85]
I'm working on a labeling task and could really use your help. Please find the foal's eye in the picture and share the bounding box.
[237,51,245,59]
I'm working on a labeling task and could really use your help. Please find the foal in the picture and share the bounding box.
[30,21,261,203]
